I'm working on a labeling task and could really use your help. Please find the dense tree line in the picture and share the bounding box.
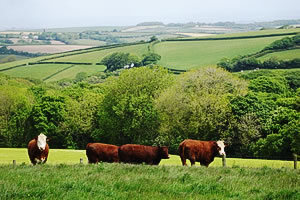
[0,39,13,45]
[218,56,300,72]
[0,66,299,159]
[0,46,44,58]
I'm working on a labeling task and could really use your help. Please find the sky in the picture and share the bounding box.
[1,0,300,30]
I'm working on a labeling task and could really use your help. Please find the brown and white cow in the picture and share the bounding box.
[86,143,119,164]
[118,144,170,165]
[178,139,226,167]
[28,133,49,165]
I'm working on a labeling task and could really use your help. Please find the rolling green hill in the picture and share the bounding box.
[0,28,299,81]
[155,36,285,69]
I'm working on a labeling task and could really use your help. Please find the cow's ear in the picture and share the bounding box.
[46,138,51,142]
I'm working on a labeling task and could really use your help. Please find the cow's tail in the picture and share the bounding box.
[86,143,92,163]
[178,143,184,155]
[178,142,187,166]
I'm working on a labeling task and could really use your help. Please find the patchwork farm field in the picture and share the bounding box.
[2,64,72,81]
[154,36,285,69]
[47,43,149,63]
[0,148,300,200]
[0,29,300,81]
[45,64,106,82]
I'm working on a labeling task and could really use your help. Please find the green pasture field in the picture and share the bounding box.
[0,148,298,169]
[0,161,300,199]
[258,48,300,61]
[48,43,149,63]
[45,64,106,82]
[0,55,29,61]
[1,64,71,80]
[71,39,107,46]
[155,36,285,70]
[0,57,42,71]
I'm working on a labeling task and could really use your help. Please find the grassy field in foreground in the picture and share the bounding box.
[0,163,300,200]
[0,148,298,169]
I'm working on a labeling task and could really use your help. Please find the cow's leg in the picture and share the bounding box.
[42,157,48,164]
[88,155,98,164]
[180,155,187,166]
[31,158,37,165]
[189,157,196,166]
[200,162,209,167]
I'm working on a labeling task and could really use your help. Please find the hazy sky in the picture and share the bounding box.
[1,0,300,29]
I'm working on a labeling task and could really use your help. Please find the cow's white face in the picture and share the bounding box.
[216,141,226,156]
[37,133,47,151]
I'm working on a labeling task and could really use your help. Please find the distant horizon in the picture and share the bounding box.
[2,0,300,30]
[1,18,300,31]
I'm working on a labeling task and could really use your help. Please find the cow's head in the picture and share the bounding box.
[159,146,170,159]
[37,133,47,151]
[216,141,226,156]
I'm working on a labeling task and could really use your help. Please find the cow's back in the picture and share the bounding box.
[86,143,119,163]
[179,139,216,165]
[119,144,159,164]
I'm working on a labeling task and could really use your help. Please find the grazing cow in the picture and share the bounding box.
[118,144,170,165]
[178,139,226,167]
[86,143,119,164]
[27,133,49,165]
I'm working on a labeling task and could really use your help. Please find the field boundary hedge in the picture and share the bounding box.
[42,65,75,81]
[29,61,93,65]
[166,68,187,74]
[0,63,27,72]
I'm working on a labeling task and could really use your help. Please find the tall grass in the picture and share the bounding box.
[0,163,300,200]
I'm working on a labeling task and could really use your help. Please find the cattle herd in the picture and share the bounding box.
[28,133,227,167]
